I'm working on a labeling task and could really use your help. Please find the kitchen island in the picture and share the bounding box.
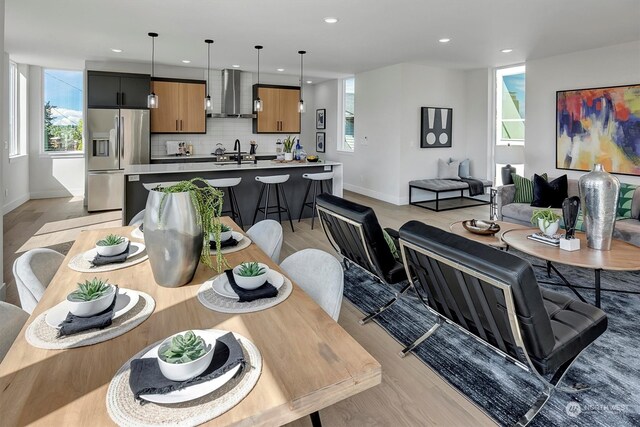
[123,160,343,226]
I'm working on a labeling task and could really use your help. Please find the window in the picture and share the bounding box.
[43,69,83,152]
[495,65,525,185]
[339,77,355,152]
[9,61,18,156]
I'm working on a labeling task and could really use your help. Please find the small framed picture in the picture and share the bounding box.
[316,132,326,153]
[316,109,326,129]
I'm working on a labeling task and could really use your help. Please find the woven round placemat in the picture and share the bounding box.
[25,292,155,350]
[107,332,262,427]
[68,243,149,273]
[210,236,252,255]
[197,275,293,313]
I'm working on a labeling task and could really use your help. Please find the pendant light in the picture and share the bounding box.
[204,39,214,111]
[298,50,306,113]
[147,32,159,108]
[254,45,263,112]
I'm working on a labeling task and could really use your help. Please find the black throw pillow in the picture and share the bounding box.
[531,174,568,208]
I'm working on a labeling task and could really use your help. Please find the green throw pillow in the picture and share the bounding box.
[511,173,547,204]
[617,183,638,219]
[382,229,399,260]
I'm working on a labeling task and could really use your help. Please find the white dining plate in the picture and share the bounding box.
[210,231,244,244]
[45,288,140,329]
[139,329,242,404]
[211,270,285,300]
[82,242,146,262]
[130,226,144,241]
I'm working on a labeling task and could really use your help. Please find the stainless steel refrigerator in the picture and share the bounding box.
[87,109,149,211]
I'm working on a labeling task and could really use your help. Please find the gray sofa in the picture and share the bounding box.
[496,178,640,247]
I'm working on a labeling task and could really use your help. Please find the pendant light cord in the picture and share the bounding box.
[151,36,155,78]
[257,48,260,85]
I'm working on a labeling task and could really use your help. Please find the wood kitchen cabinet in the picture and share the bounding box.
[253,85,301,133]
[150,79,206,133]
[87,71,150,108]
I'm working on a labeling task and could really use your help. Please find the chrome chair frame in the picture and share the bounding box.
[399,239,592,426]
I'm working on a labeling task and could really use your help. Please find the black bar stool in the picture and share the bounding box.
[252,174,294,232]
[207,177,244,230]
[298,172,334,229]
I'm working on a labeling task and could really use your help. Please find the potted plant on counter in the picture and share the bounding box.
[144,178,227,288]
[157,330,214,381]
[283,136,294,161]
[531,208,561,236]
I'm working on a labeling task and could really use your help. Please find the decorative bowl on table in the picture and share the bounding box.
[66,279,116,317]
[95,234,129,256]
[232,262,270,290]
[209,226,233,243]
[306,156,319,163]
[461,219,501,236]
[157,330,215,381]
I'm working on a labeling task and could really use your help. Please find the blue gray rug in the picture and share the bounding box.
[342,251,640,426]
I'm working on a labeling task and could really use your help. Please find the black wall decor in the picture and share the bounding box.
[420,107,452,148]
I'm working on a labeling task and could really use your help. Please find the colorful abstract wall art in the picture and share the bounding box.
[556,84,640,176]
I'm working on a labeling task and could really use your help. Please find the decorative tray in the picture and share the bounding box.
[462,219,501,236]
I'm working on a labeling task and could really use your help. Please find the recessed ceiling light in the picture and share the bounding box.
[111,48,123,53]
[182,60,191,63]
[306,80,312,84]
[324,17,339,24]
[501,48,513,53]
[438,38,451,43]
[277,68,285,72]
[232,64,240,68]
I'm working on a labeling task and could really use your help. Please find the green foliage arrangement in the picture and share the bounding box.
[160,331,208,364]
[96,234,125,247]
[283,135,295,153]
[157,178,227,271]
[220,224,232,232]
[69,278,111,302]
[236,262,266,277]
[531,208,561,230]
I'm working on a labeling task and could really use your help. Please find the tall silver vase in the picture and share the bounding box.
[578,164,620,250]
[143,190,203,287]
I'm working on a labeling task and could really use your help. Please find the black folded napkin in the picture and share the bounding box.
[129,332,246,402]
[91,243,131,267]
[210,237,239,249]
[224,269,278,303]
[58,286,119,337]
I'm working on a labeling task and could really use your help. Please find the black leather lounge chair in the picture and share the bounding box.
[315,194,408,324]
[398,220,608,426]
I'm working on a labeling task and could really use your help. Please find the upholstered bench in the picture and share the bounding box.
[409,178,492,212]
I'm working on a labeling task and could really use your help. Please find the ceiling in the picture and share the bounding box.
[6,0,640,80]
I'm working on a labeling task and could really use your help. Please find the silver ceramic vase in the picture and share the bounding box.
[143,190,203,287]
[578,164,620,250]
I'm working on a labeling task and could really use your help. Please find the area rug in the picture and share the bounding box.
[342,252,640,426]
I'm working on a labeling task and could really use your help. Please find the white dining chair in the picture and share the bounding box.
[280,249,344,321]
[129,209,145,226]
[246,220,283,263]
[12,248,65,314]
[0,302,29,362]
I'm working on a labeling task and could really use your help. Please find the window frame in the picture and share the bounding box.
[337,76,355,153]
[9,61,19,157]
[495,65,525,147]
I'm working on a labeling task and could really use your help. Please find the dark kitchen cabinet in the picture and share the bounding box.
[87,71,150,108]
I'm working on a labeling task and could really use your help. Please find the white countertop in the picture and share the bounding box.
[125,160,341,175]
[151,153,279,160]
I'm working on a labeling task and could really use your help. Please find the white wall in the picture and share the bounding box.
[526,41,640,184]
[0,0,5,297]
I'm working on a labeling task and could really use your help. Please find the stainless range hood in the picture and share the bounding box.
[209,69,256,118]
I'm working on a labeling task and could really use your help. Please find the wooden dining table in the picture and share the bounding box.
[0,217,381,426]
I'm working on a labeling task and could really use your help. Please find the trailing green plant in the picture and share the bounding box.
[160,330,208,364]
[236,262,266,277]
[97,234,125,246]
[531,208,562,230]
[69,277,111,302]
[283,135,295,153]
[156,178,227,271]
[220,224,232,232]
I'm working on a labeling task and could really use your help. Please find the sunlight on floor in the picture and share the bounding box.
[35,211,122,235]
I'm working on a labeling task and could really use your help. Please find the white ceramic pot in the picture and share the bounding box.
[232,263,270,290]
[66,284,116,317]
[284,152,293,161]
[95,237,129,256]
[209,229,233,243]
[157,332,215,381]
[538,218,560,236]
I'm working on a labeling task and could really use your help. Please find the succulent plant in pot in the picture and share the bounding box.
[95,234,129,256]
[210,223,233,243]
[67,277,116,317]
[232,261,269,290]
[144,178,228,288]
[283,136,295,160]
[157,330,214,381]
[531,208,562,236]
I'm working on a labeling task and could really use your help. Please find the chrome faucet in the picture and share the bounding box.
[234,139,241,165]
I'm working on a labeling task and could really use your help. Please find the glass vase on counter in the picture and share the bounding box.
[276,139,284,160]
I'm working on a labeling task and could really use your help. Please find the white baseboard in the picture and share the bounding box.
[3,193,30,214]
[343,183,401,205]
[30,188,84,199]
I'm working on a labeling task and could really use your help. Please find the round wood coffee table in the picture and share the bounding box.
[502,228,640,307]
[449,220,527,249]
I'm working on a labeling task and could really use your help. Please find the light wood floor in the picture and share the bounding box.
[3,192,496,426]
